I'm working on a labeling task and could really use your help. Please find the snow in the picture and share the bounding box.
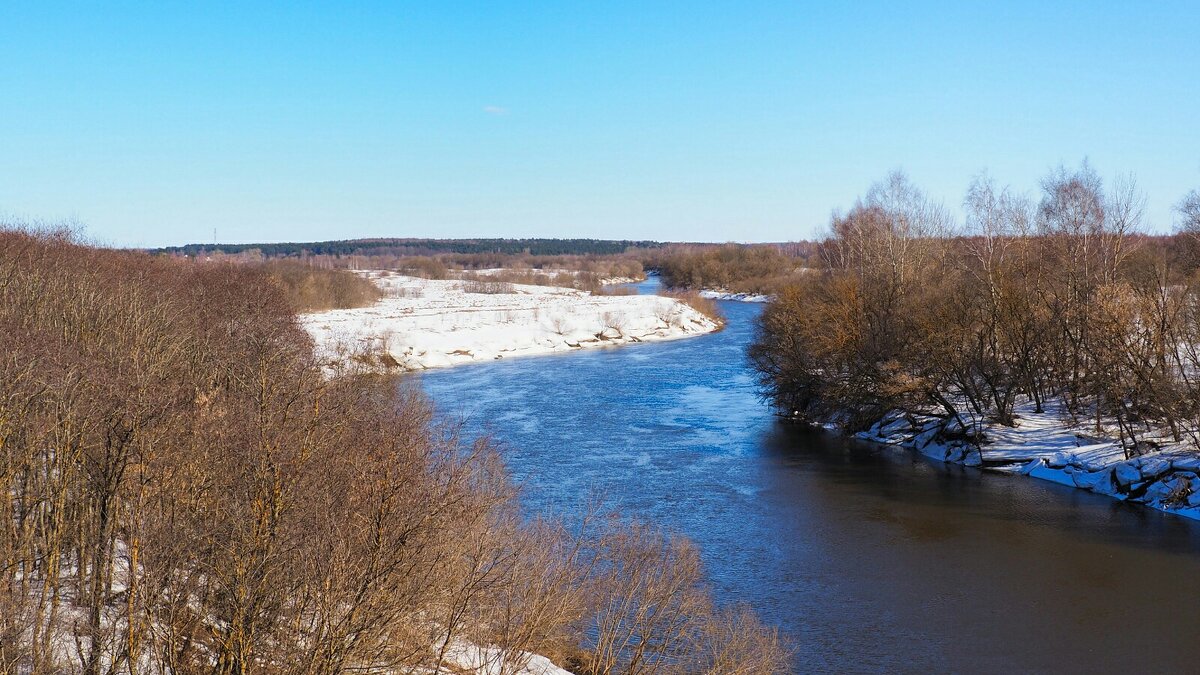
[301,273,719,371]
[597,275,642,285]
[698,289,772,303]
[24,558,577,675]
[850,401,1200,521]
[437,639,575,675]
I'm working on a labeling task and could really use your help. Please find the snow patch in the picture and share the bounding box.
[435,639,574,675]
[301,273,719,372]
[697,289,772,303]
[846,402,1200,521]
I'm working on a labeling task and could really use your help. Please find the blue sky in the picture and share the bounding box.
[2,2,1198,247]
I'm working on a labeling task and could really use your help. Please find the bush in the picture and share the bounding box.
[654,244,804,294]
[462,279,516,294]
[261,259,382,312]
[400,255,450,279]
[594,285,637,296]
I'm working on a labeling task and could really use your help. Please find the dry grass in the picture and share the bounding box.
[462,279,516,294]
[593,285,638,296]
[660,289,725,326]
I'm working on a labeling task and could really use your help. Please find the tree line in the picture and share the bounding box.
[652,244,818,295]
[156,238,666,259]
[0,228,788,673]
[751,164,1200,457]
[165,248,648,294]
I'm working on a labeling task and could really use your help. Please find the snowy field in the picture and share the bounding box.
[301,272,719,371]
[851,401,1200,521]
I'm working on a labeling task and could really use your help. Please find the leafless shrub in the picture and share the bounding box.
[684,604,792,675]
[549,315,570,336]
[388,285,424,298]
[463,279,516,294]
[653,244,805,295]
[573,272,604,293]
[571,518,791,675]
[1178,190,1200,236]
[601,311,627,337]
[594,285,637,296]
[261,259,383,312]
[407,256,451,279]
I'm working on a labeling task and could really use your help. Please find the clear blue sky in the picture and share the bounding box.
[2,2,1198,247]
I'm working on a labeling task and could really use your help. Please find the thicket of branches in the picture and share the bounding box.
[652,245,814,295]
[0,228,787,674]
[751,165,1200,456]
[261,260,383,312]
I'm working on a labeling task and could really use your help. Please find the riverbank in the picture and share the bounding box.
[418,295,1200,672]
[698,289,772,302]
[301,272,719,371]
[847,401,1200,521]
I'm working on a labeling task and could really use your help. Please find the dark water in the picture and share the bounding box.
[418,278,1200,674]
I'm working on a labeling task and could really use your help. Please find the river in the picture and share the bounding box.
[418,278,1200,673]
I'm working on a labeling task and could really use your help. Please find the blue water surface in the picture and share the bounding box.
[418,278,1200,674]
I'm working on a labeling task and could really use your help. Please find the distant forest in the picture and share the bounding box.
[154,237,667,258]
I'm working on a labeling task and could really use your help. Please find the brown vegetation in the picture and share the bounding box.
[751,166,1200,458]
[0,227,787,673]
[462,278,518,295]
[653,244,814,295]
[260,259,383,312]
[594,285,638,297]
[173,246,647,294]
[658,290,724,327]
[213,249,647,291]
[458,266,640,293]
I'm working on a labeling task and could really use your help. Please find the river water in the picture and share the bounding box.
[418,278,1200,673]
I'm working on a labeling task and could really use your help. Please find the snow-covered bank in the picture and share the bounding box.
[597,275,643,285]
[698,289,772,303]
[301,273,719,371]
[435,640,573,675]
[849,401,1200,521]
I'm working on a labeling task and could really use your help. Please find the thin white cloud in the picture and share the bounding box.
[483,105,508,116]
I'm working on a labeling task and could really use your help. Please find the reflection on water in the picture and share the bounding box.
[418,279,1200,673]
